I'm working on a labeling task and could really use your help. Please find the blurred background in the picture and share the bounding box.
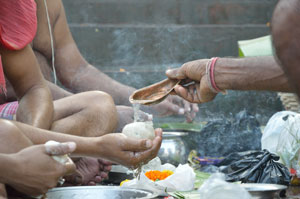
[62,0,281,125]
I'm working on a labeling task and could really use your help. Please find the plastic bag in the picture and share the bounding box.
[261,111,299,154]
[219,150,291,185]
[121,163,195,196]
[261,111,300,184]
[198,173,251,199]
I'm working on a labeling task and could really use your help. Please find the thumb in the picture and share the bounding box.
[166,68,187,80]
[45,141,77,156]
[123,138,153,152]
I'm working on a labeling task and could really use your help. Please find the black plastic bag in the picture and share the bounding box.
[219,150,291,185]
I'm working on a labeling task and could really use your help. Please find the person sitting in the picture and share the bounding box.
[13,0,198,123]
[0,0,161,189]
[0,118,162,198]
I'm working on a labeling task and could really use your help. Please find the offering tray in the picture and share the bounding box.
[46,186,157,199]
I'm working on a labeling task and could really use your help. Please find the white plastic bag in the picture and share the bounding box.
[198,173,251,199]
[262,111,300,176]
[121,163,195,196]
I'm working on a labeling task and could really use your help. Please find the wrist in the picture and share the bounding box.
[213,57,240,91]
[77,137,105,158]
[0,154,19,184]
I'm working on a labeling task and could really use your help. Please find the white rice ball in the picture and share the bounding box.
[122,122,155,140]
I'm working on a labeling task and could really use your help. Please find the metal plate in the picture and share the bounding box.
[241,183,287,199]
[46,186,157,199]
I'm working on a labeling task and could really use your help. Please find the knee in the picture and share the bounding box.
[0,120,32,153]
[85,91,118,130]
[86,91,116,112]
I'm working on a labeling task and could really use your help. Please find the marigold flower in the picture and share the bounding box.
[145,170,174,181]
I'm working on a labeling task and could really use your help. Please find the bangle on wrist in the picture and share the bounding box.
[205,57,227,94]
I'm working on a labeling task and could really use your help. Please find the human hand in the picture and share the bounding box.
[116,106,152,132]
[151,95,199,123]
[166,59,218,103]
[6,142,76,196]
[97,128,162,169]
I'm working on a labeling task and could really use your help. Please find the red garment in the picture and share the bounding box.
[0,0,37,93]
[0,0,37,50]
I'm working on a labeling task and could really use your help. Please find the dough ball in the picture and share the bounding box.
[122,122,155,140]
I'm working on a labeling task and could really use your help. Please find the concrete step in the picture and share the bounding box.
[62,0,276,25]
[70,24,270,70]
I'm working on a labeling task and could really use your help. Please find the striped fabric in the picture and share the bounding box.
[0,101,18,120]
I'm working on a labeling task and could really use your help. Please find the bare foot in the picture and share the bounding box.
[64,157,112,186]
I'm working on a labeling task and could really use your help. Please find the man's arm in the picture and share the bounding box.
[52,1,134,105]
[166,56,292,103]
[215,56,291,92]
[0,45,54,129]
[50,0,198,122]
[12,120,162,168]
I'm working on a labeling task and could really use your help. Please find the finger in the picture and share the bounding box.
[45,141,76,156]
[122,138,153,152]
[139,129,163,160]
[95,175,103,183]
[166,61,207,81]
[164,102,185,116]
[166,68,187,80]
[103,165,112,172]
[192,103,199,112]
[64,173,83,185]
[154,128,163,137]
[126,129,163,168]
[98,159,113,166]
[100,171,109,179]
[174,85,201,103]
[88,181,97,186]
[183,100,191,113]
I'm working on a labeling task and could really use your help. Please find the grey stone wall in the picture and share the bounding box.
[62,0,282,124]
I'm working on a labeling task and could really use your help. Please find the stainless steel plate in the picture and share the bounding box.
[46,186,156,199]
[241,183,287,199]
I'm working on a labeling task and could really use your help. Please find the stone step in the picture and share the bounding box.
[70,24,270,70]
[62,0,276,25]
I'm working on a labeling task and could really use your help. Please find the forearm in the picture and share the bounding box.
[13,121,102,158]
[215,56,292,92]
[17,85,54,129]
[0,154,15,184]
[68,65,135,105]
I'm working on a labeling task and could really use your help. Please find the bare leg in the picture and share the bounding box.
[50,91,117,185]
[51,91,118,137]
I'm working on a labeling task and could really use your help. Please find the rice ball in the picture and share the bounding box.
[122,122,155,140]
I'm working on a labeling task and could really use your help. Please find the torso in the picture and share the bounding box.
[32,0,62,81]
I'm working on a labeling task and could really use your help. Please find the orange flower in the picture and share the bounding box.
[145,170,174,181]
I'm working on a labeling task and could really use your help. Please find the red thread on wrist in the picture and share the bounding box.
[210,57,222,93]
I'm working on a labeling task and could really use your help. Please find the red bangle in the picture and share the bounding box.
[210,57,222,92]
